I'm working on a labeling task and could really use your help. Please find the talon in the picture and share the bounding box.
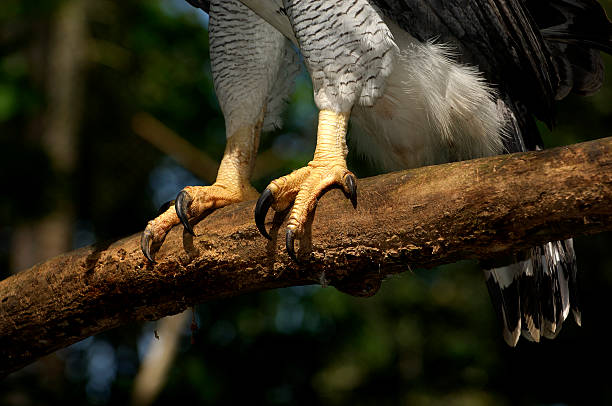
[141,229,155,263]
[175,190,195,236]
[255,188,274,240]
[157,199,175,215]
[286,228,298,262]
[345,174,357,209]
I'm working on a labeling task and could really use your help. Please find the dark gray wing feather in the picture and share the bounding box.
[528,0,612,98]
[186,0,210,13]
[533,0,612,53]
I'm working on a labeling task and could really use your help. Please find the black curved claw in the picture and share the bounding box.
[255,188,274,240]
[141,229,156,263]
[175,190,195,236]
[157,199,175,215]
[286,228,298,262]
[345,174,357,209]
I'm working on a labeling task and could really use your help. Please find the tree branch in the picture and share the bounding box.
[131,112,295,183]
[2,137,612,376]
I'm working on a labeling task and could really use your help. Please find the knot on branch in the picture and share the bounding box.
[332,273,383,298]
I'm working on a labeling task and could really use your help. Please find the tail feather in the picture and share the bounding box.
[484,239,580,346]
[485,266,522,346]
[538,244,562,339]
[518,259,542,342]
[563,239,582,325]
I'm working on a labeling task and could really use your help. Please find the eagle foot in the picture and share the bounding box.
[255,163,357,261]
[141,183,258,262]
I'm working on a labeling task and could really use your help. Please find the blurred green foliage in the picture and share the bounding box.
[1,0,611,405]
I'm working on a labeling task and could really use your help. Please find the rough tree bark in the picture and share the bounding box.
[2,137,612,377]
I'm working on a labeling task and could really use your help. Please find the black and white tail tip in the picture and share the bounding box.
[484,239,581,347]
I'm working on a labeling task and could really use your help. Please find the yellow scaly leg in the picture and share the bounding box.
[141,118,262,262]
[255,110,357,261]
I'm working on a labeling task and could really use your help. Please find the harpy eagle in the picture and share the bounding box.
[142,0,612,346]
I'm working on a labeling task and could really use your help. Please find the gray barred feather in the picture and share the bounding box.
[283,0,398,112]
[209,0,298,138]
[262,41,300,132]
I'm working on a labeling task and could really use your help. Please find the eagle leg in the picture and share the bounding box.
[255,110,357,260]
[141,123,261,262]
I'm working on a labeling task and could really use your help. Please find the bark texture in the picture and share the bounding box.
[2,137,612,376]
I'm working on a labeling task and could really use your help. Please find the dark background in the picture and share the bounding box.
[1,0,611,404]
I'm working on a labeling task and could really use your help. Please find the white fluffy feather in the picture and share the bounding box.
[352,19,505,170]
